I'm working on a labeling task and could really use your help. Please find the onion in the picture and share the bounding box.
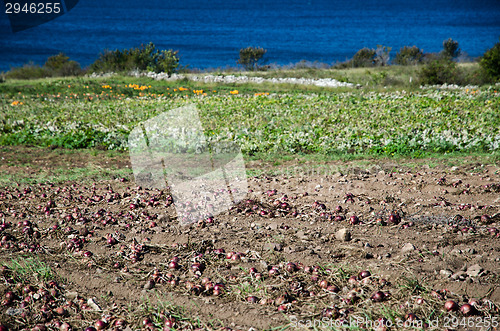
[247,296,258,303]
[285,262,297,273]
[349,215,360,225]
[371,291,385,302]
[318,280,329,289]
[460,303,475,316]
[358,270,371,279]
[444,300,459,312]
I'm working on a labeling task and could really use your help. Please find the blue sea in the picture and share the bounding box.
[0,0,499,71]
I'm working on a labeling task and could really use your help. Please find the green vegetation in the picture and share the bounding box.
[1,75,498,159]
[4,53,82,80]
[480,38,500,81]
[237,46,267,71]
[89,42,179,75]
[393,46,424,66]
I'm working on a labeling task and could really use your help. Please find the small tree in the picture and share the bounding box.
[374,45,392,66]
[480,38,500,81]
[238,46,267,71]
[394,46,424,65]
[44,53,82,77]
[351,48,376,67]
[442,38,460,59]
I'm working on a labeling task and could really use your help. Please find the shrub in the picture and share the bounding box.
[480,38,500,81]
[5,62,48,80]
[351,48,376,67]
[374,45,392,66]
[89,43,179,75]
[418,59,459,85]
[237,46,267,71]
[394,46,424,65]
[43,53,82,77]
[442,38,460,59]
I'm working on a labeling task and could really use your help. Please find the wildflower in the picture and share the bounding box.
[10,100,23,106]
[230,90,239,95]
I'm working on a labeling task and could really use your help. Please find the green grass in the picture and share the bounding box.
[6,256,56,283]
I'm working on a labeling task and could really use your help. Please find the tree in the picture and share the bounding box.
[374,45,392,66]
[351,48,376,67]
[442,38,460,59]
[237,46,267,71]
[480,38,500,81]
[394,46,424,65]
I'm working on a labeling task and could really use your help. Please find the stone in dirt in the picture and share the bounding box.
[440,269,453,278]
[264,242,282,251]
[466,264,483,277]
[335,228,351,242]
[401,243,416,253]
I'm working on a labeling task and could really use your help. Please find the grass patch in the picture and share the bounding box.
[6,256,56,283]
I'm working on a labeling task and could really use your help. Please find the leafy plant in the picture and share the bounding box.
[480,38,500,81]
[418,59,459,85]
[43,52,82,77]
[442,38,460,59]
[89,42,179,75]
[394,46,424,65]
[351,48,376,67]
[237,46,267,71]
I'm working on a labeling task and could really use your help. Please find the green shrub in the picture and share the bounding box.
[442,38,460,59]
[237,46,267,71]
[89,42,180,75]
[480,38,500,81]
[351,48,376,67]
[5,62,48,80]
[418,59,459,85]
[394,46,424,65]
[43,53,82,77]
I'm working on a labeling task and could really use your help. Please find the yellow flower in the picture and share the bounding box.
[11,100,23,106]
[230,90,239,95]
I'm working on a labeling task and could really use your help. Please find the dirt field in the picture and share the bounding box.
[0,148,499,330]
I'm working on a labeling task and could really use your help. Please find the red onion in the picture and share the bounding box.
[371,291,385,302]
[318,280,329,289]
[444,300,459,312]
[358,270,371,279]
[349,215,360,225]
[460,303,475,316]
[247,296,258,303]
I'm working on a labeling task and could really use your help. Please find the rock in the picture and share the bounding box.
[268,222,279,230]
[466,264,483,277]
[465,248,477,255]
[144,279,155,290]
[451,271,467,281]
[264,242,282,252]
[296,230,308,240]
[440,269,453,278]
[335,228,351,242]
[401,243,416,253]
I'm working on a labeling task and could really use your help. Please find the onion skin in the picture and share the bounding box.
[444,300,459,312]
[460,303,475,316]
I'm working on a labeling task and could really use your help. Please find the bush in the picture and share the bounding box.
[89,43,180,75]
[418,59,459,85]
[442,38,460,59]
[480,38,500,81]
[394,46,424,65]
[5,62,48,80]
[351,48,376,67]
[43,53,82,77]
[237,46,267,71]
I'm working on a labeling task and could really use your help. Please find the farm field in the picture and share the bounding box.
[0,74,499,330]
